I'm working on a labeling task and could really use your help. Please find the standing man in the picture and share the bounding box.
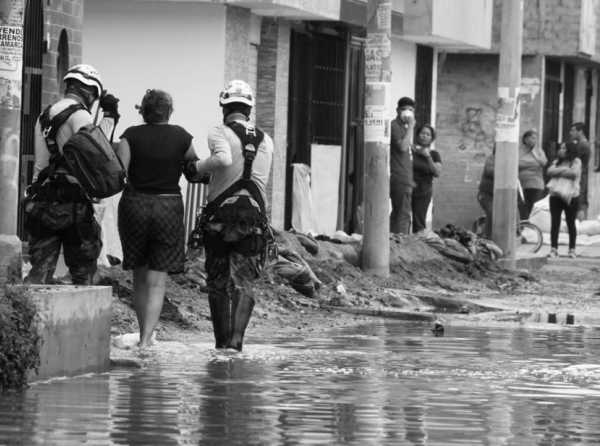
[569,122,591,220]
[25,64,119,285]
[189,80,273,351]
[390,96,416,234]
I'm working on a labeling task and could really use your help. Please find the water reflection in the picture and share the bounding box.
[110,369,180,446]
[0,323,600,445]
[197,356,278,445]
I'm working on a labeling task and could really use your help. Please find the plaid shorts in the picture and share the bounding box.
[118,189,185,273]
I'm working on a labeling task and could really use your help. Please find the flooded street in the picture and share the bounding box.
[2,322,600,445]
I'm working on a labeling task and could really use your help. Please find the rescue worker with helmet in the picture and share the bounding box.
[24,64,120,284]
[188,80,274,351]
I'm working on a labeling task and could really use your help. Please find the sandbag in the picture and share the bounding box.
[271,246,322,298]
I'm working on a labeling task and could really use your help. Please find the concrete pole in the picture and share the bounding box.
[0,0,25,292]
[362,0,391,277]
[492,0,523,269]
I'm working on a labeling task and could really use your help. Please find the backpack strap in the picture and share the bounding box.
[203,121,266,218]
[39,103,86,157]
[226,121,264,181]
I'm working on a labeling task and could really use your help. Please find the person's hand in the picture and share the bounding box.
[100,93,120,122]
[414,145,430,156]
[399,109,416,128]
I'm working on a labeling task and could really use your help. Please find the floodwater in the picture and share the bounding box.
[2,322,600,446]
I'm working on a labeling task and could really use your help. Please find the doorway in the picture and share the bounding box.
[285,27,346,230]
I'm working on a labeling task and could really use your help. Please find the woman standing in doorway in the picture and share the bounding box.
[117,89,198,348]
[412,124,442,233]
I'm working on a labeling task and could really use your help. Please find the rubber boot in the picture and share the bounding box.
[208,294,231,349]
[227,293,255,352]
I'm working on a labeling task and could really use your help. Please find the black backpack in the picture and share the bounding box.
[39,103,126,199]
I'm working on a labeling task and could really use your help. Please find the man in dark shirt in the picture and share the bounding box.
[390,96,416,234]
[569,122,591,220]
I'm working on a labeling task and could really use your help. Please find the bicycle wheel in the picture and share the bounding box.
[517,220,543,254]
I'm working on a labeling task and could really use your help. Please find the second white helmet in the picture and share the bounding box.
[63,64,103,98]
[219,80,254,107]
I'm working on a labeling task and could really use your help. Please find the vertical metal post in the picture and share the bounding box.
[362,0,391,276]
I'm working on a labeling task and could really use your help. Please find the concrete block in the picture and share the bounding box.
[27,285,112,381]
[497,255,547,271]
[0,234,22,293]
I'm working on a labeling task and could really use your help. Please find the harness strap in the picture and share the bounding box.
[203,121,266,219]
[39,103,86,156]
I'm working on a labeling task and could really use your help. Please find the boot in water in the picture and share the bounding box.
[209,294,231,349]
[227,292,255,352]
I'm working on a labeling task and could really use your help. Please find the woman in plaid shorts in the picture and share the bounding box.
[116,89,198,348]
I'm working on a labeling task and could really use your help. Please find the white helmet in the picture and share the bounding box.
[63,64,103,98]
[219,80,254,107]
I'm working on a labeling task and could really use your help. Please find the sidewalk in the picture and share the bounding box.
[514,241,600,270]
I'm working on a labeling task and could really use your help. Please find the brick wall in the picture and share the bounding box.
[42,0,84,108]
[490,0,580,56]
[433,53,543,229]
[490,0,600,59]
[256,18,289,230]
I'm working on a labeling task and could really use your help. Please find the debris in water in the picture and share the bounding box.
[431,320,445,336]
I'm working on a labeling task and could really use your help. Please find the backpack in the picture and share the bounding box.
[39,103,127,199]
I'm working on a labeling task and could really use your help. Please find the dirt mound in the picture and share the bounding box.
[100,230,526,337]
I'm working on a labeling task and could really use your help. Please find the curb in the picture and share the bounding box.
[324,305,436,321]
[498,255,547,270]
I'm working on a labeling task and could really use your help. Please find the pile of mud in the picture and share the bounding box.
[100,230,532,336]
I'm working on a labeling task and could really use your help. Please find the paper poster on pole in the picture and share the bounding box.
[0,3,23,111]
[495,87,520,143]
[364,82,390,143]
[364,104,387,142]
[376,2,392,30]
[364,33,391,82]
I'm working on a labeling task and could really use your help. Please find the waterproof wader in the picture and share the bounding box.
[193,121,272,351]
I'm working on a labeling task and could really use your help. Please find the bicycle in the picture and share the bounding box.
[472,215,543,254]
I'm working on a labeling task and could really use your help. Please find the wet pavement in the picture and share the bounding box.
[1,321,600,445]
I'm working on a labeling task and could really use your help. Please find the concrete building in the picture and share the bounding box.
[16,0,493,240]
[434,0,600,229]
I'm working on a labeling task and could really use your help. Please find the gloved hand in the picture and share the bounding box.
[100,93,120,122]
[183,160,211,184]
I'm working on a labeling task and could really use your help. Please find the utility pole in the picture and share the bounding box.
[0,0,23,235]
[0,0,25,291]
[362,0,392,277]
[492,0,523,269]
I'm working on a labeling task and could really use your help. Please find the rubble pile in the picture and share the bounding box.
[101,226,519,336]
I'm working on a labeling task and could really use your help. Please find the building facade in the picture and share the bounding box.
[17,0,493,238]
[434,0,600,229]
